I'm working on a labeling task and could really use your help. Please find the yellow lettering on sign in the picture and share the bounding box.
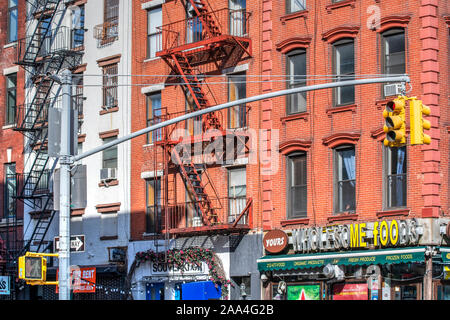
[390,220,399,245]
[350,224,359,248]
[380,221,389,246]
[373,221,379,246]
[359,223,367,248]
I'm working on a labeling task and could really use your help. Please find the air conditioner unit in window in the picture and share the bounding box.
[100,168,117,181]
[384,83,403,97]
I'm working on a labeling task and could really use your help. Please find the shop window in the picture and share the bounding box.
[332,38,355,106]
[383,146,407,209]
[437,284,450,300]
[334,146,356,213]
[146,92,162,144]
[228,72,247,129]
[287,153,307,218]
[5,73,17,125]
[4,163,16,218]
[286,0,306,13]
[8,0,18,43]
[146,178,162,234]
[286,49,307,114]
[228,167,247,223]
[147,6,162,59]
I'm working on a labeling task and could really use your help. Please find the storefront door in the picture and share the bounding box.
[391,282,421,300]
[146,283,165,300]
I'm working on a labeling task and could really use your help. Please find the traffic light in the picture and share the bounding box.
[409,98,431,145]
[18,253,47,283]
[383,96,406,147]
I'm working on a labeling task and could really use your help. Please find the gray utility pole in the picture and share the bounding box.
[56,73,409,300]
[58,69,73,300]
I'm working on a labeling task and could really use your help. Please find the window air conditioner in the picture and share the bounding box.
[384,83,403,97]
[100,168,117,181]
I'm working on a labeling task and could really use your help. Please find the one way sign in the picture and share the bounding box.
[54,235,85,253]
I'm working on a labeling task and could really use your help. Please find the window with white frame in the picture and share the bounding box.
[334,146,356,213]
[147,6,162,59]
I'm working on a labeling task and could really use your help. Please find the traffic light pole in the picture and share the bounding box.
[55,73,409,300]
[58,69,73,300]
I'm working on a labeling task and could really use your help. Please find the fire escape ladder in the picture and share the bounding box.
[170,53,222,131]
[187,0,222,38]
[172,150,218,226]
[20,0,62,65]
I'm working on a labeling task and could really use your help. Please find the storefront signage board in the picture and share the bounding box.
[263,229,289,254]
[287,284,320,300]
[150,261,208,277]
[333,283,368,300]
[0,276,10,295]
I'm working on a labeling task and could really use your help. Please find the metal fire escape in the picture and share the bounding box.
[155,0,252,232]
[12,0,83,258]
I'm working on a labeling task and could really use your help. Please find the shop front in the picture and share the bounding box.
[258,218,450,300]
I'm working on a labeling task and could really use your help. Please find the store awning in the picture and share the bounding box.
[440,247,450,263]
[257,247,427,272]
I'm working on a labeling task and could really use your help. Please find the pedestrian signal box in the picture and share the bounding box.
[18,252,59,285]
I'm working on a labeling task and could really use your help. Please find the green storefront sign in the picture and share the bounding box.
[257,247,427,272]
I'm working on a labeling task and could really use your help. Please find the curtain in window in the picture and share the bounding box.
[395,147,406,206]
[342,149,355,186]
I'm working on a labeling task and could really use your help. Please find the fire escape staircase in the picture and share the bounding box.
[12,0,80,256]
[157,0,252,229]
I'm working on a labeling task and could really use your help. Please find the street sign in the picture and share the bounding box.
[54,235,85,253]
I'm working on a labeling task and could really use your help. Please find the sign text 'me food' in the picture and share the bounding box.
[291,219,421,253]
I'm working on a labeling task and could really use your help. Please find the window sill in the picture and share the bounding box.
[100,235,118,241]
[280,10,309,24]
[71,208,86,217]
[99,179,119,187]
[2,124,16,130]
[144,57,161,63]
[99,106,119,115]
[326,104,357,116]
[3,42,17,49]
[376,208,410,218]
[281,112,309,123]
[327,213,358,223]
[280,217,309,227]
[326,0,356,13]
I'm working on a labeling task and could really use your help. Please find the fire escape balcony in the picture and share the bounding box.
[156,8,252,70]
[155,197,252,236]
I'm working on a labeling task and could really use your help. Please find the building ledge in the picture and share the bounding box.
[325,0,356,14]
[326,104,357,116]
[281,112,309,123]
[280,217,309,227]
[280,10,309,24]
[376,208,410,218]
[327,213,358,223]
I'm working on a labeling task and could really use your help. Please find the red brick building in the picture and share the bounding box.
[0,0,25,297]
[129,0,264,300]
[257,0,450,300]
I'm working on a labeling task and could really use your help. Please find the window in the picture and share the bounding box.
[334,146,356,213]
[8,0,18,43]
[185,91,202,136]
[101,211,118,239]
[102,136,118,169]
[73,74,83,117]
[4,163,16,218]
[382,28,405,75]
[229,0,246,36]
[71,4,85,49]
[333,39,355,106]
[186,1,202,43]
[228,72,247,128]
[102,64,118,108]
[384,146,406,208]
[6,73,17,125]
[287,153,307,218]
[146,93,162,143]
[104,0,119,40]
[286,0,306,13]
[147,7,162,59]
[146,178,162,233]
[228,167,246,223]
[286,50,307,114]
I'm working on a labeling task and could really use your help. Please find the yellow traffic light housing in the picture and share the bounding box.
[409,98,431,145]
[18,252,59,285]
[383,96,407,147]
